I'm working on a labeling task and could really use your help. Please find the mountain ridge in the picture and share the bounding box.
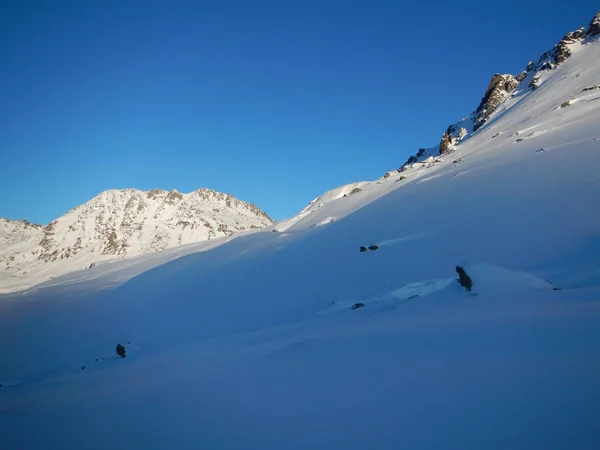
[0,187,273,292]
[395,10,600,171]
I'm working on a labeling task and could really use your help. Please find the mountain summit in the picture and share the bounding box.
[0,188,272,292]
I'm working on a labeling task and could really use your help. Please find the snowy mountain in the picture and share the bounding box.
[1,11,600,450]
[0,188,272,292]
[393,11,600,170]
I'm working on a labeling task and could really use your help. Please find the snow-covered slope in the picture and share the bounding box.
[395,11,600,169]
[0,188,272,293]
[1,12,600,450]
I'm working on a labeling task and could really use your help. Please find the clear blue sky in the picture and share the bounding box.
[1,1,597,224]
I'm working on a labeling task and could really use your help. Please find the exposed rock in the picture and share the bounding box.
[164,189,183,204]
[526,61,536,72]
[351,303,365,310]
[368,244,379,251]
[560,100,571,108]
[116,343,126,358]
[473,74,519,131]
[359,246,367,252]
[554,29,585,64]
[387,11,598,186]
[492,132,501,138]
[582,85,600,92]
[515,70,528,82]
[404,155,418,167]
[529,74,541,90]
[586,11,600,37]
[147,189,166,199]
[349,188,363,195]
[439,130,454,155]
[456,266,473,292]
[102,230,128,255]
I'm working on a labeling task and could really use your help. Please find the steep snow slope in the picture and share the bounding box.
[0,188,272,293]
[1,14,600,450]
[396,11,600,169]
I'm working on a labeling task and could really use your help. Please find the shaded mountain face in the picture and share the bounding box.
[395,10,600,171]
[0,188,272,291]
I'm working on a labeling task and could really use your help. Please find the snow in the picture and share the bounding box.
[2,22,600,450]
[0,188,272,293]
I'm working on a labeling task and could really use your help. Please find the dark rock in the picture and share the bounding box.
[81,366,86,370]
[560,100,571,108]
[368,244,379,251]
[350,187,363,195]
[453,158,462,164]
[492,132,501,138]
[351,302,365,310]
[456,266,473,292]
[554,43,572,65]
[404,155,418,167]
[439,131,454,155]
[473,74,519,131]
[586,11,600,37]
[515,70,528,82]
[582,85,600,92]
[116,343,126,359]
[359,246,367,252]
[516,138,524,142]
[526,61,536,72]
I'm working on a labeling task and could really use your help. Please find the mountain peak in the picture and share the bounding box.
[0,187,273,292]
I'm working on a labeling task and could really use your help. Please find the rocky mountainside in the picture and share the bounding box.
[393,11,600,172]
[0,188,272,291]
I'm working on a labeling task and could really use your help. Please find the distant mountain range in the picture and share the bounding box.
[0,188,272,292]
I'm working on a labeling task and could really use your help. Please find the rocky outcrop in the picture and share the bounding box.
[585,11,600,37]
[439,130,454,155]
[393,11,599,172]
[473,74,520,131]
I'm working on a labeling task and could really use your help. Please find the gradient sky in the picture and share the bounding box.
[1,1,598,224]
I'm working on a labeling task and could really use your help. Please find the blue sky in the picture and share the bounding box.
[1,1,598,224]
